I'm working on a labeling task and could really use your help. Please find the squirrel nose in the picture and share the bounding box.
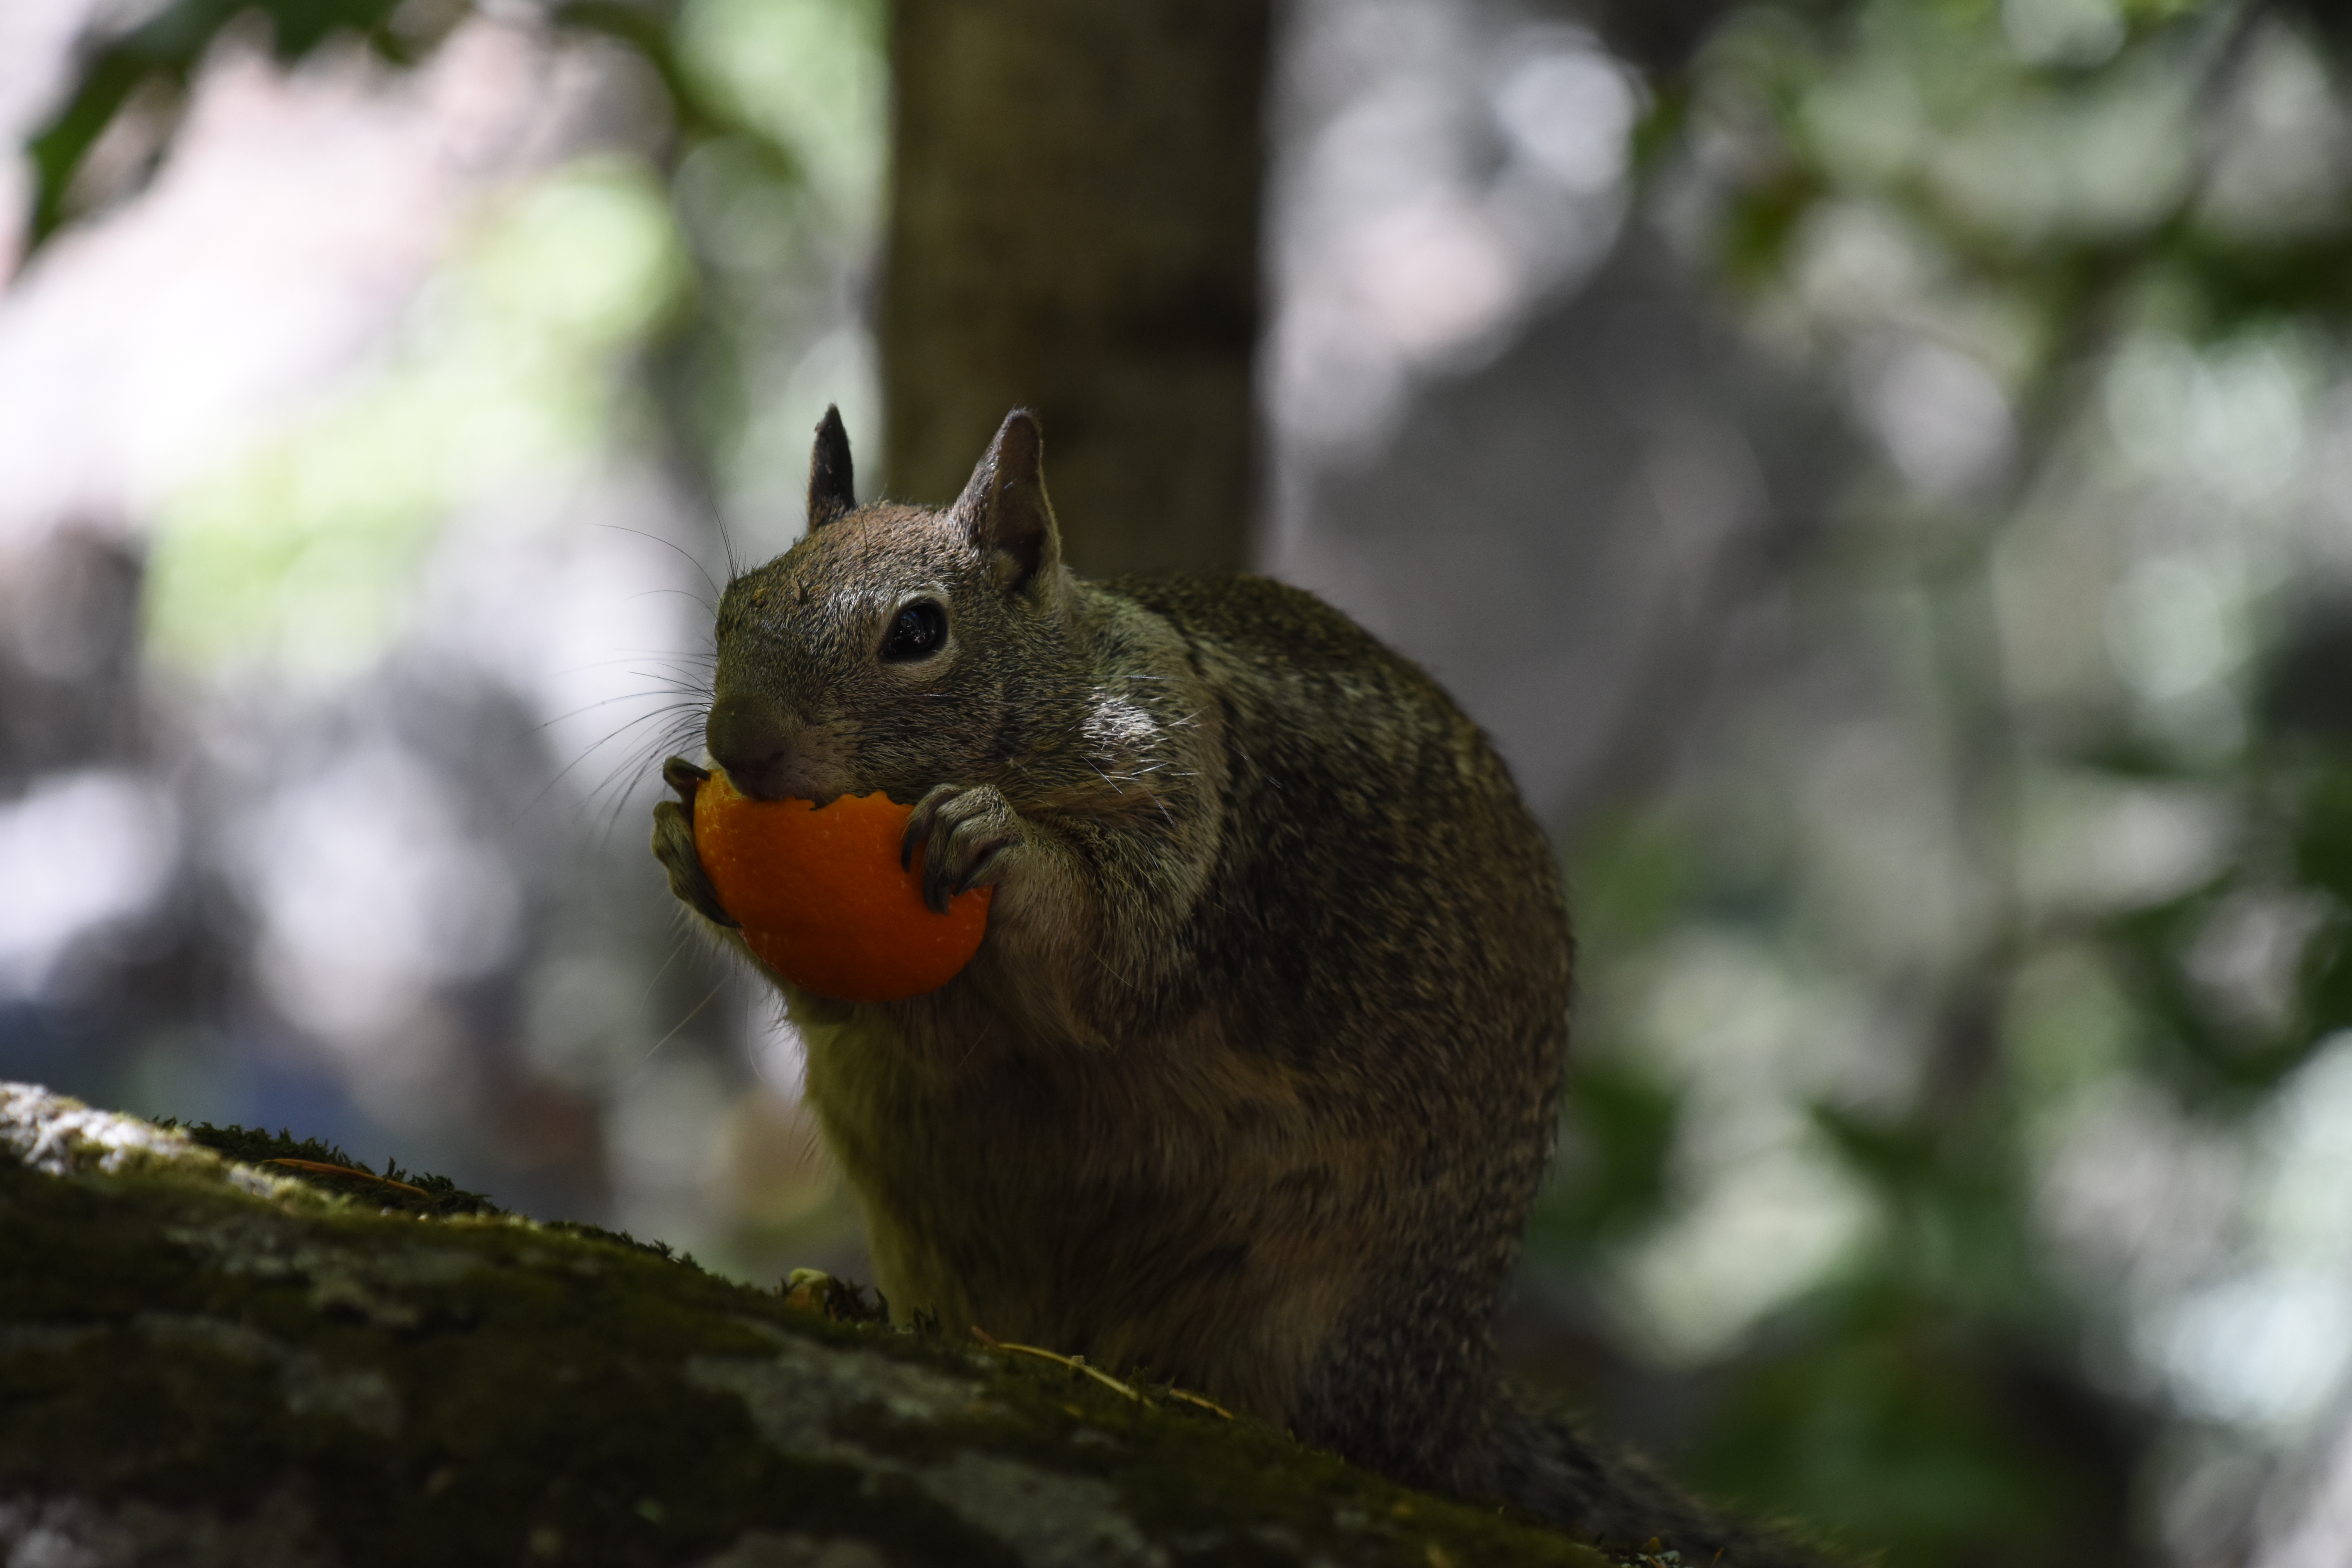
[706,693,799,799]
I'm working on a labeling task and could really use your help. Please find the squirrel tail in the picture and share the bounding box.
[1477,1391,1840,1566]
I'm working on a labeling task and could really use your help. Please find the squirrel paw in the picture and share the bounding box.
[903,783,1025,916]
[651,757,739,928]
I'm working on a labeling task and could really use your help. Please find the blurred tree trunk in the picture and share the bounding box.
[882,0,1270,577]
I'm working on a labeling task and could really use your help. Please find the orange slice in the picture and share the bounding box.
[693,769,992,1002]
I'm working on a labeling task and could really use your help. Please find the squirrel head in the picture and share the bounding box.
[705,407,1080,804]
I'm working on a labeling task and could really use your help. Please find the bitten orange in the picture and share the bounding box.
[692,769,992,1002]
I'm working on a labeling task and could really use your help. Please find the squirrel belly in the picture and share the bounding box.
[651,407,1828,1564]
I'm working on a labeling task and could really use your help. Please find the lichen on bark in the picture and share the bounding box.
[0,1083,1612,1568]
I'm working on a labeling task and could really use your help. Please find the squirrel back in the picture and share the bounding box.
[652,408,1828,1563]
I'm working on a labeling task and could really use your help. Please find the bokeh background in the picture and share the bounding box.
[7,0,2352,1561]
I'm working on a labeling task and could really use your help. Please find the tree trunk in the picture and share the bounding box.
[881,0,1270,577]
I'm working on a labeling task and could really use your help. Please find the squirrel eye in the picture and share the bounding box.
[881,599,947,662]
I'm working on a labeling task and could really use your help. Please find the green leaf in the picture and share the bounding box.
[23,0,409,252]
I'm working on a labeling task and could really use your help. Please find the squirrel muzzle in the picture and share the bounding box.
[705,692,851,802]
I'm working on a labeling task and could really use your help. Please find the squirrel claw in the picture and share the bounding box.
[662,755,711,806]
[904,782,1024,916]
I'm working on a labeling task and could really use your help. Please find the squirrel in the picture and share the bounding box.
[650,407,1829,1564]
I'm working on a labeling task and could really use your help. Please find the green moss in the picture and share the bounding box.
[159,1120,505,1220]
[3,1092,1612,1567]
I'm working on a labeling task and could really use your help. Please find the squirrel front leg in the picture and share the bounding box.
[902,783,1025,915]
[902,780,1205,1045]
[650,757,737,929]
[902,782,1099,1039]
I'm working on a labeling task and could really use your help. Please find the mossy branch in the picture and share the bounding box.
[0,1083,1615,1568]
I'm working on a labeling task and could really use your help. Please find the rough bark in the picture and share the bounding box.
[0,1083,1612,1568]
[881,0,1269,577]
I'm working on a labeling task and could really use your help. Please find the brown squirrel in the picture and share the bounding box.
[651,407,1829,1563]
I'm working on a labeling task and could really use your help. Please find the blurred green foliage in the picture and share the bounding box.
[146,160,690,674]
[1532,1,2352,1562]
[32,0,435,247]
[29,0,882,672]
[21,0,836,250]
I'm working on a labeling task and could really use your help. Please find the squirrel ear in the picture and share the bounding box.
[948,408,1060,590]
[806,405,856,530]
